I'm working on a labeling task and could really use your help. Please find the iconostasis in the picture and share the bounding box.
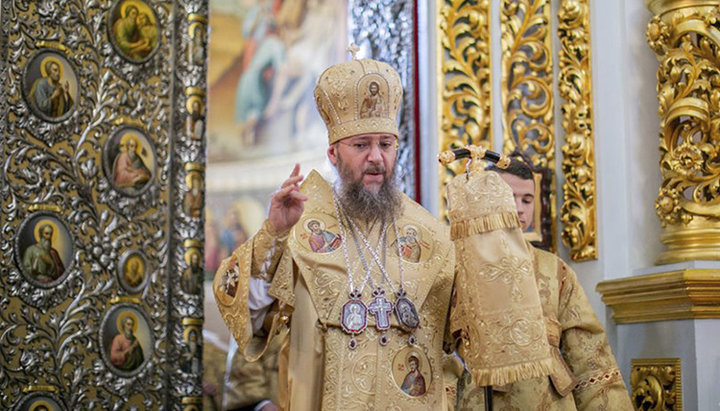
[0,0,208,408]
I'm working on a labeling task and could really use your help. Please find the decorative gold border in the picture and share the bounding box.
[183,239,202,249]
[630,358,682,411]
[109,296,142,305]
[437,0,492,220]
[184,87,205,97]
[184,162,205,172]
[597,269,720,323]
[28,204,61,213]
[181,317,203,326]
[181,396,203,404]
[22,385,59,393]
[557,0,597,261]
[500,0,556,251]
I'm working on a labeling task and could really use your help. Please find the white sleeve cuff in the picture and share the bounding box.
[248,277,276,334]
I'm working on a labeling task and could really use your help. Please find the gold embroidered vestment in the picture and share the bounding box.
[215,171,456,410]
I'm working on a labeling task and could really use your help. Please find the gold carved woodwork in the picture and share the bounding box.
[596,269,720,323]
[500,0,556,251]
[630,358,682,411]
[646,0,720,264]
[500,0,554,167]
[437,0,492,219]
[557,0,597,261]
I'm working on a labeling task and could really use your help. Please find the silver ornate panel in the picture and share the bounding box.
[349,0,418,198]
[0,0,207,409]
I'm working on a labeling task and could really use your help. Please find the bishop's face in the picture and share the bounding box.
[328,133,397,194]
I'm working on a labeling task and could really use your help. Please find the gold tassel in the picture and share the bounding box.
[450,212,521,240]
[469,357,554,387]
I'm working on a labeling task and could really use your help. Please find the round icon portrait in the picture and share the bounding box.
[103,126,156,196]
[99,304,153,377]
[118,250,148,293]
[391,347,432,398]
[22,49,78,122]
[14,212,74,287]
[12,392,66,411]
[107,0,160,63]
[295,215,342,254]
[388,222,434,264]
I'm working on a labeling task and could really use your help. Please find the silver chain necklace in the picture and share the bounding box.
[332,191,420,349]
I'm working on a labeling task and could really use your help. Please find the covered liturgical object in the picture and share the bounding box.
[446,166,553,386]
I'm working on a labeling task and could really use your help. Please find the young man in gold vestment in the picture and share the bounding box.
[214,53,554,410]
[454,159,634,410]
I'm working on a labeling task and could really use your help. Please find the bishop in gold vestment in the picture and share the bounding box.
[214,55,553,410]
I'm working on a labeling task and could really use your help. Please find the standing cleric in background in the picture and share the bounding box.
[214,47,555,410]
[454,157,633,410]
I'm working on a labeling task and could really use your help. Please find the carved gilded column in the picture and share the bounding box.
[646,0,720,264]
[437,0,492,219]
[558,0,597,261]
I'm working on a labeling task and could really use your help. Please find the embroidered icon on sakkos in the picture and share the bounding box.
[392,347,432,397]
[387,222,435,264]
[295,214,343,254]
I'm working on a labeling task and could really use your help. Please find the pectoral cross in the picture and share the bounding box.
[368,289,393,330]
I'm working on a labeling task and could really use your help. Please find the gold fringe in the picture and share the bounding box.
[469,357,553,387]
[450,212,520,240]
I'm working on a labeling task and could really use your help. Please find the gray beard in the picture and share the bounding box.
[336,158,403,223]
[40,238,51,251]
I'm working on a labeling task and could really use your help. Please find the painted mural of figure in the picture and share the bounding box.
[359,81,385,119]
[181,251,203,295]
[110,315,144,371]
[400,353,426,397]
[28,58,74,118]
[22,223,65,283]
[220,209,248,258]
[113,134,151,190]
[306,219,340,253]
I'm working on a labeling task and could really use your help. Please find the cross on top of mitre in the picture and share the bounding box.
[347,43,360,60]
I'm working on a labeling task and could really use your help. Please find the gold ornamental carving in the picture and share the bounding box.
[596,269,720,323]
[500,0,554,168]
[500,0,556,250]
[557,0,597,261]
[437,0,492,219]
[630,358,682,411]
[646,0,720,264]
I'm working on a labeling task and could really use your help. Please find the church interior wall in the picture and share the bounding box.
[618,320,698,410]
